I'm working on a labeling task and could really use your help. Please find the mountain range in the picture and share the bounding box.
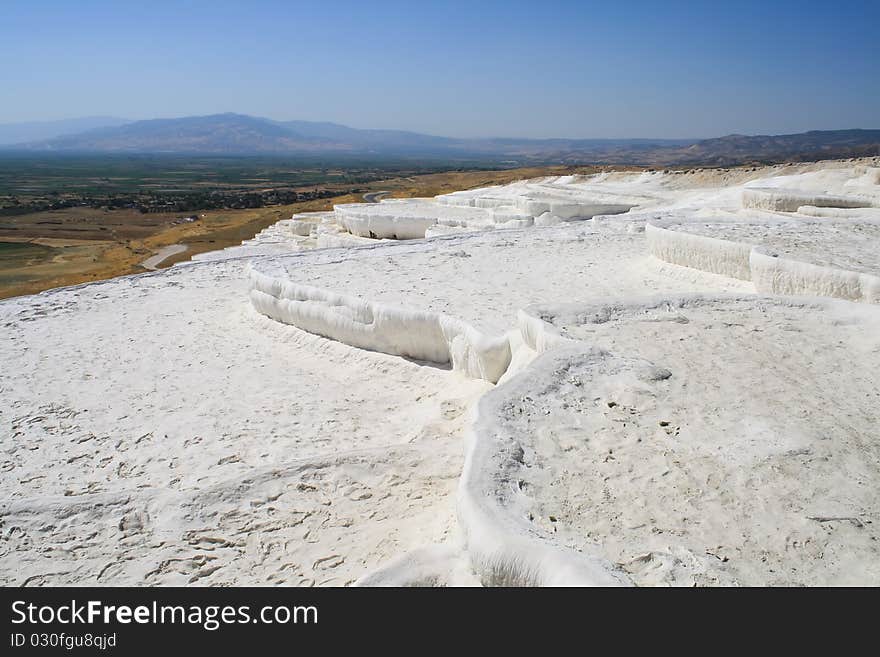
[1,113,878,166]
[0,116,131,147]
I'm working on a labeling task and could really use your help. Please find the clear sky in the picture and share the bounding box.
[1,0,878,138]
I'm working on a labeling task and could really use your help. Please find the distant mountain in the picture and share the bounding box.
[280,120,686,154]
[0,116,131,145]
[4,113,689,159]
[22,114,321,154]
[3,113,878,166]
[279,120,457,150]
[656,129,880,166]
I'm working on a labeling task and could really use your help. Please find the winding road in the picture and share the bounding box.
[363,191,390,203]
[142,244,188,270]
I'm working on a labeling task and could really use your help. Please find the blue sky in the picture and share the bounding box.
[1,0,878,138]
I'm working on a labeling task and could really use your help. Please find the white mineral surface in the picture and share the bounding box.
[2,158,878,586]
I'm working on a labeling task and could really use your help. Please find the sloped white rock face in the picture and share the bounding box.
[797,205,880,218]
[423,223,483,239]
[646,222,753,281]
[750,248,880,303]
[249,266,512,383]
[335,200,456,239]
[315,221,386,249]
[742,187,875,212]
[741,165,880,209]
[646,217,880,303]
[287,220,316,237]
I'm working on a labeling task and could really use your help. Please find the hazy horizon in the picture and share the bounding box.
[2,1,878,140]
[0,113,701,142]
[2,113,879,144]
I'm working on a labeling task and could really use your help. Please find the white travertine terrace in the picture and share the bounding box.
[507,295,880,585]
[641,163,880,303]
[647,217,880,302]
[247,226,751,382]
[247,158,880,585]
[332,179,646,240]
[741,187,875,212]
[3,158,879,587]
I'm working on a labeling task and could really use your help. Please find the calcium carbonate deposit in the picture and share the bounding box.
[2,158,879,586]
